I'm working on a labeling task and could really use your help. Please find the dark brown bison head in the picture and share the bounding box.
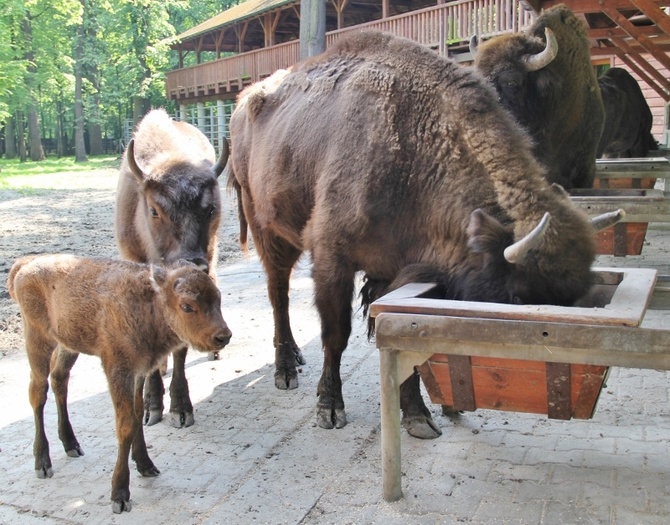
[125,139,229,272]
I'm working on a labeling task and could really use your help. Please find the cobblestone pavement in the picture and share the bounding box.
[1,225,669,525]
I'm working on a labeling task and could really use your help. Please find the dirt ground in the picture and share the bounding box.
[0,165,247,360]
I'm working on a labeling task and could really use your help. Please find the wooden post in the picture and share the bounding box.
[300,0,326,59]
[379,349,402,502]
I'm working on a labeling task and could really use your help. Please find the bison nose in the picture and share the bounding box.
[214,329,232,348]
[189,257,209,273]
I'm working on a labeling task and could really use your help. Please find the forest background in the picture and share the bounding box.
[0,0,240,163]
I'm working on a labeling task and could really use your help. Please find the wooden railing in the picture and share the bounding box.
[166,0,535,101]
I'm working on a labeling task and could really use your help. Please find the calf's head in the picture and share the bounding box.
[127,139,229,272]
[155,264,232,353]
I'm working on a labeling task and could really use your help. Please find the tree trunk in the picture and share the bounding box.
[74,4,87,163]
[27,105,45,161]
[16,111,27,162]
[5,117,17,159]
[133,96,150,127]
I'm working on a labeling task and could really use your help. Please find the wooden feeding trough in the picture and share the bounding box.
[371,267,669,502]
[570,157,670,256]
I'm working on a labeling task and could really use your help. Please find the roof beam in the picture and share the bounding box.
[628,0,670,37]
[602,5,670,72]
[541,0,670,13]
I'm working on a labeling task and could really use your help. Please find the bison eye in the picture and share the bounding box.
[180,303,194,313]
[210,205,216,216]
[149,207,159,218]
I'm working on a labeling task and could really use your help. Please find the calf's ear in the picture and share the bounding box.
[150,265,167,287]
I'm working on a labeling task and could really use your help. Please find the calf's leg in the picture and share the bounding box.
[25,328,57,479]
[50,347,85,456]
[169,346,194,428]
[131,376,160,476]
[105,363,140,513]
[143,366,165,426]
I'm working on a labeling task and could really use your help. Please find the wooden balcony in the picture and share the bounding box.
[165,0,535,103]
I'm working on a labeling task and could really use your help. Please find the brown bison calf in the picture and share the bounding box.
[7,254,232,513]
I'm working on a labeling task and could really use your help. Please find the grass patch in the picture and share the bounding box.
[0,155,121,194]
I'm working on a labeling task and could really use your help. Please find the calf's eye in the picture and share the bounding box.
[149,207,159,218]
[180,304,194,313]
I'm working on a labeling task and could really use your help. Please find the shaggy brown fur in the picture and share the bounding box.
[474,5,604,189]
[8,255,231,513]
[115,108,229,428]
[228,30,599,437]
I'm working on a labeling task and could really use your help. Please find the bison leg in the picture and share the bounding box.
[25,328,57,479]
[313,259,354,429]
[258,235,305,390]
[131,376,160,477]
[105,363,138,513]
[168,346,194,428]
[50,347,85,457]
[143,367,165,426]
[399,370,442,439]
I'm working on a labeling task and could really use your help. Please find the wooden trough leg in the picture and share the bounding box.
[380,349,402,502]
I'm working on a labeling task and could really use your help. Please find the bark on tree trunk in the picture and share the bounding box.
[4,117,16,159]
[27,105,45,161]
[16,111,26,162]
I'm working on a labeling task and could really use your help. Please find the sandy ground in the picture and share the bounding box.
[0,166,247,360]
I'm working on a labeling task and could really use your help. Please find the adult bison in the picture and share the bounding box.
[228,31,621,437]
[116,108,229,427]
[597,67,658,158]
[472,5,604,189]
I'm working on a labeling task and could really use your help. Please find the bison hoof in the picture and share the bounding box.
[274,370,299,390]
[170,411,195,428]
[316,407,347,429]
[293,348,307,366]
[66,445,85,458]
[35,466,53,479]
[208,351,220,361]
[112,499,132,514]
[402,415,442,439]
[144,409,163,426]
[441,405,462,416]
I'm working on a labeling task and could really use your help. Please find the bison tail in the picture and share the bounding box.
[7,256,36,301]
[226,167,249,251]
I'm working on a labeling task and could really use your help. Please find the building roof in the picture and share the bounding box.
[175,0,298,42]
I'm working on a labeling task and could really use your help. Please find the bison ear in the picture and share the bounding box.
[126,139,146,183]
[466,209,512,256]
[550,183,570,199]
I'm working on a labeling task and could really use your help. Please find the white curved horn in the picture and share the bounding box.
[591,209,625,232]
[504,212,551,265]
[523,28,558,72]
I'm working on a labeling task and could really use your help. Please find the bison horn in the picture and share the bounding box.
[469,34,478,58]
[126,139,146,183]
[504,212,551,265]
[523,28,558,72]
[591,209,625,232]
[213,137,230,178]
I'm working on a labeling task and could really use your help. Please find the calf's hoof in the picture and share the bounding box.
[208,351,220,361]
[144,409,163,426]
[112,499,132,513]
[316,406,347,429]
[402,415,442,439]
[66,445,85,458]
[274,369,299,390]
[138,463,160,477]
[293,347,307,366]
[170,410,195,428]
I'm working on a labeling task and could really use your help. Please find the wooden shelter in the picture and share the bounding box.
[164,0,670,144]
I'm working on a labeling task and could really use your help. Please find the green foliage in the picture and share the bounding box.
[0,0,241,157]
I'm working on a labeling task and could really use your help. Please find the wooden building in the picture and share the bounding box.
[164,0,670,147]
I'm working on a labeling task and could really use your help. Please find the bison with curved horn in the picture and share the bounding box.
[228,31,623,437]
[116,108,229,427]
[471,5,604,189]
